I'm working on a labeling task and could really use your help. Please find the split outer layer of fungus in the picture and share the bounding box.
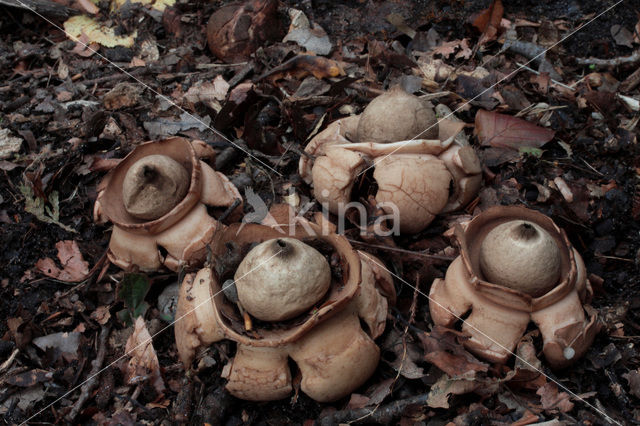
[299,87,482,234]
[94,137,241,272]
[174,219,395,402]
[429,206,600,368]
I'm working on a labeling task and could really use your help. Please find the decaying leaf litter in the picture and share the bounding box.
[0,0,640,424]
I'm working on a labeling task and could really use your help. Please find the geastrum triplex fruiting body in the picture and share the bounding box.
[94,137,242,272]
[429,206,600,368]
[300,86,483,233]
[174,218,395,402]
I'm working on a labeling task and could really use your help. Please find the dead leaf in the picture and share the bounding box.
[183,76,230,111]
[419,326,489,377]
[77,0,99,14]
[64,16,137,48]
[382,329,425,379]
[611,25,634,48]
[0,128,23,160]
[623,369,640,399]
[6,369,53,387]
[91,306,112,325]
[426,372,480,409]
[474,109,555,150]
[32,331,81,358]
[471,0,504,47]
[431,40,461,58]
[125,317,165,395]
[347,378,395,409]
[536,382,574,413]
[103,83,143,110]
[36,240,89,282]
[455,38,473,59]
[284,9,332,55]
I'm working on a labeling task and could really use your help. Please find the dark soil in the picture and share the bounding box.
[1,0,639,424]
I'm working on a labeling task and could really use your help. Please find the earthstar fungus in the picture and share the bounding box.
[300,87,482,233]
[429,206,600,368]
[174,220,394,402]
[94,137,241,272]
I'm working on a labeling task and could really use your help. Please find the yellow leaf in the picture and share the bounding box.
[63,16,137,48]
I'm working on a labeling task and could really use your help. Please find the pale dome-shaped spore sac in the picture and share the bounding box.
[479,220,561,296]
[234,238,332,322]
[122,154,190,220]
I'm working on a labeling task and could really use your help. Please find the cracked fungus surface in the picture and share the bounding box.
[374,155,452,232]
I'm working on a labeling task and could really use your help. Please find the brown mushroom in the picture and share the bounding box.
[429,206,600,368]
[299,90,482,233]
[207,0,284,63]
[174,219,395,402]
[94,137,242,272]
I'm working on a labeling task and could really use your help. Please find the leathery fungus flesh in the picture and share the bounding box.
[299,86,482,234]
[94,137,242,272]
[174,219,395,402]
[429,206,600,368]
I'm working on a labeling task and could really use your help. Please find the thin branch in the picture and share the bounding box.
[575,50,640,68]
[67,325,111,421]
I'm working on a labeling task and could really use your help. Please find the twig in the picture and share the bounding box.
[346,239,455,261]
[0,349,19,373]
[620,66,640,92]
[217,198,242,222]
[315,393,430,425]
[515,62,575,91]
[67,325,111,421]
[350,277,422,424]
[0,0,75,18]
[575,50,640,68]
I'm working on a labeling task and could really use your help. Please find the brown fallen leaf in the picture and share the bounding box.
[623,369,640,399]
[347,378,395,409]
[257,54,345,82]
[419,326,489,377]
[125,317,165,395]
[90,305,112,325]
[6,369,53,387]
[183,76,230,111]
[474,109,555,150]
[426,372,480,409]
[471,0,504,47]
[103,82,142,110]
[536,382,574,413]
[36,240,89,282]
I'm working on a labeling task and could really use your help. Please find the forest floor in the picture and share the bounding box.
[1,0,640,424]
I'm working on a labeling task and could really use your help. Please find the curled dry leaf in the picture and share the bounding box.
[536,382,574,413]
[426,372,481,409]
[33,331,81,359]
[36,240,89,282]
[474,109,555,150]
[90,306,112,325]
[419,326,489,377]
[471,0,504,47]
[125,317,165,395]
[6,369,53,387]
[623,369,640,399]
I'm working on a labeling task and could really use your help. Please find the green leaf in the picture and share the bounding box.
[117,309,132,326]
[519,147,543,158]
[117,273,151,318]
[132,301,150,319]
